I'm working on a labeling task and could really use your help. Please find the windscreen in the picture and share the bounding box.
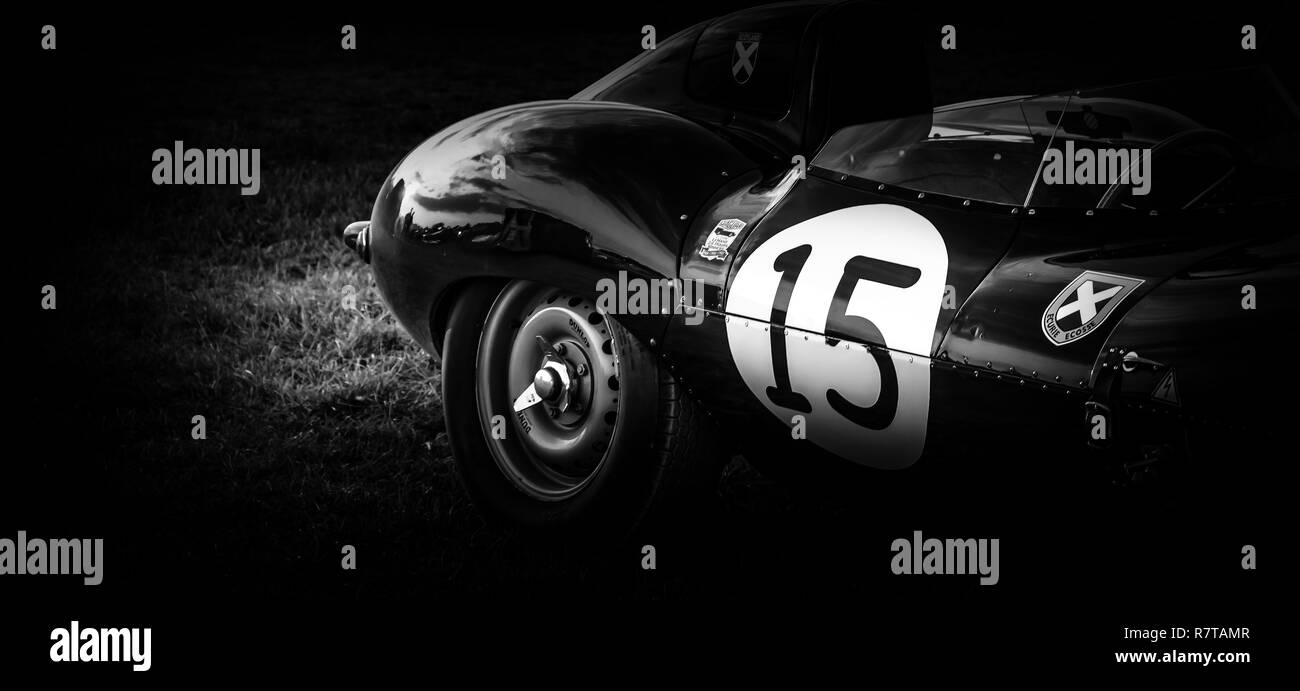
[814,66,1300,210]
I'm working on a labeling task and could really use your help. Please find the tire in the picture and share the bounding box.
[441,280,724,539]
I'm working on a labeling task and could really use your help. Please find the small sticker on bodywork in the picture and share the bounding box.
[699,219,745,261]
[1152,369,1179,405]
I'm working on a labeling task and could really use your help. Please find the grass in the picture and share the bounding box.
[30,27,818,601]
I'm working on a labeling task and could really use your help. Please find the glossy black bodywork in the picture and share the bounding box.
[662,168,1298,473]
[1099,225,1299,432]
[368,100,756,357]
[361,0,1297,479]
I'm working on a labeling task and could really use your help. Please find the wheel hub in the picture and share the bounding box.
[533,367,561,401]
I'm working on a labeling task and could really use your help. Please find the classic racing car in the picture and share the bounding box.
[343,1,1299,536]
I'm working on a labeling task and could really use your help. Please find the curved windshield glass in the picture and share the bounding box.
[815,97,1040,205]
[814,67,1300,210]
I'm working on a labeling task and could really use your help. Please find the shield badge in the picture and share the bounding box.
[732,32,761,84]
[1041,271,1143,346]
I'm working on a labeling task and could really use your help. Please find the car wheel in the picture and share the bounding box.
[441,280,723,539]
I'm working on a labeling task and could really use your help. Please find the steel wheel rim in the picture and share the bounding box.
[476,285,621,501]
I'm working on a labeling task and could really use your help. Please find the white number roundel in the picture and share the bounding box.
[725,204,948,469]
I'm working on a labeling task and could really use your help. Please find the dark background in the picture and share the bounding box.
[6,1,1290,675]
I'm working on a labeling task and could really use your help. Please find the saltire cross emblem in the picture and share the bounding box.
[733,32,761,84]
[1041,271,1144,346]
